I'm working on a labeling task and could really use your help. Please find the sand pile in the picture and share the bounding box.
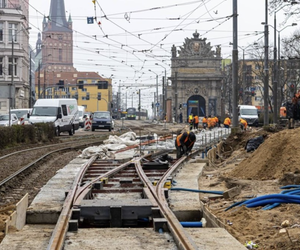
[226,128,300,180]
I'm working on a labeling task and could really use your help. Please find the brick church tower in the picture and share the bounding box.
[39,0,76,72]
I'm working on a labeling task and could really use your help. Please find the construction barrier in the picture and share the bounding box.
[84,117,91,131]
[20,117,25,125]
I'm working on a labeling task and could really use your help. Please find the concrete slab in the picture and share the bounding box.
[186,228,246,249]
[169,161,205,216]
[0,224,55,250]
[64,228,177,250]
[26,158,89,224]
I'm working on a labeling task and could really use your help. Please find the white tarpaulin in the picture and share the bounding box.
[79,132,140,159]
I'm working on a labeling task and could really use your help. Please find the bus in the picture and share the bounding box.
[126,107,137,120]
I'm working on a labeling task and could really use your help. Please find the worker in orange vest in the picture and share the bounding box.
[175,131,196,159]
[202,116,208,130]
[240,118,248,131]
[223,115,231,128]
[207,115,212,130]
[214,116,219,127]
[193,115,199,130]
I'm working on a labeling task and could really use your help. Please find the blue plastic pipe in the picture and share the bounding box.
[171,187,223,195]
[180,222,203,227]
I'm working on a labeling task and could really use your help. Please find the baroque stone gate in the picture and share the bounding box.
[167,31,224,123]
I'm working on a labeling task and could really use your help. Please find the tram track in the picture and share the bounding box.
[0,135,113,206]
[0,121,232,248]
[47,148,208,250]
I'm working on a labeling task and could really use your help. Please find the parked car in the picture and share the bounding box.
[11,108,32,124]
[0,113,19,126]
[91,111,114,131]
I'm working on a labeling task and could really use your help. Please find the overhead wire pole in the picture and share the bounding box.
[264,0,269,126]
[232,0,239,130]
[155,63,167,120]
[149,69,159,120]
[273,7,278,124]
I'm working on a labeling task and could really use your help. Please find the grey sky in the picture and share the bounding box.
[28,0,299,111]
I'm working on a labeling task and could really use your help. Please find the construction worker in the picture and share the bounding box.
[240,118,248,131]
[207,115,212,130]
[175,131,196,159]
[193,114,199,130]
[188,113,193,131]
[214,116,219,127]
[202,116,208,130]
[224,115,231,128]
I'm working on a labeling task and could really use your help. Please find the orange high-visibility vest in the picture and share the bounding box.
[176,132,189,146]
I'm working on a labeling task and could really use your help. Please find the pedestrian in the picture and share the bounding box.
[240,118,248,131]
[179,112,183,123]
[193,114,199,130]
[202,116,208,130]
[224,115,231,128]
[175,131,196,159]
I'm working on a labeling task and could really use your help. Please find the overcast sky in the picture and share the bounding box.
[28,0,299,112]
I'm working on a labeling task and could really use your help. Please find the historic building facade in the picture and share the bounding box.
[168,31,224,122]
[33,0,112,112]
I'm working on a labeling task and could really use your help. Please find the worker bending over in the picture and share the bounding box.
[223,115,231,128]
[175,132,196,159]
[240,118,248,131]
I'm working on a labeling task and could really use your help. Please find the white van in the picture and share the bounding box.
[238,105,259,126]
[78,105,86,128]
[29,99,79,136]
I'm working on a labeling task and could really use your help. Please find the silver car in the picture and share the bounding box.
[0,113,19,126]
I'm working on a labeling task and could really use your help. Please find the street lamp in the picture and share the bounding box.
[272,1,298,123]
[148,69,159,120]
[229,42,257,105]
[278,23,297,106]
[155,63,167,118]
[9,26,31,126]
[263,21,297,122]
[263,0,269,126]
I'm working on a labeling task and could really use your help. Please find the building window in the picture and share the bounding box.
[0,57,3,76]
[0,0,6,8]
[8,23,18,42]
[0,22,3,42]
[8,58,17,76]
[59,48,62,61]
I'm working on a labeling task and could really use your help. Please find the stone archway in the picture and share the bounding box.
[187,95,206,120]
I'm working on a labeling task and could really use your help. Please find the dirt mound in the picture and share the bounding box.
[225,127,300,181]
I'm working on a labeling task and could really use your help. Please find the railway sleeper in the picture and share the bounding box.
[74,199,157,229]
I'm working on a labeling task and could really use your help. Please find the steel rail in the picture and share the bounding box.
[134,156,199,250]
[0,147,75,187]
[47,155,98,250]
[0,136,105,160]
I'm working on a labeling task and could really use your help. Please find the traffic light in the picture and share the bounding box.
[97,93,101,100]
[152,102,154,108]
[111,102,113,108]
[74,93,78,100]
[179,103,182,109]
